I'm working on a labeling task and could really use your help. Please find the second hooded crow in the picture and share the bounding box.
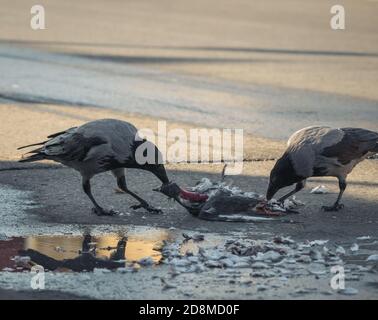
[266,126,378,211]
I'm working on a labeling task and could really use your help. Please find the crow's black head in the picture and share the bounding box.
[155,182,208,214]
[266,153,303,200]
[132,139,169,184]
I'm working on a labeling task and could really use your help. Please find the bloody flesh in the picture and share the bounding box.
[179,189,208,202]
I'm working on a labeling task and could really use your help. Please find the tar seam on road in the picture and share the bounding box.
[0,165,65,172]
[0,159,276,172]
[1,157,376,172]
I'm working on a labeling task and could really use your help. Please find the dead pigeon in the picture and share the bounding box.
[160,178,301,221]
[267,126,378,211]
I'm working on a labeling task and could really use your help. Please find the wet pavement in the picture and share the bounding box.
[0,175,377,298]
[0,161,377,299]
[0,226,377,299]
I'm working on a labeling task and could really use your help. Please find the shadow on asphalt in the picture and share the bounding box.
[0,160,377,241]
[1,39,377,58]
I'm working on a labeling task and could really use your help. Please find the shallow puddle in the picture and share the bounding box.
[0,227,230,273]
[0,229,173,272]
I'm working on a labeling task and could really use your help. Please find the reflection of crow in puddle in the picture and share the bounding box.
[19,235,127,272]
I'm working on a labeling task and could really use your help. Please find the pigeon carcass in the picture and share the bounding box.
[158,178,302,222]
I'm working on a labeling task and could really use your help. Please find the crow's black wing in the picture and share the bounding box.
[322,128,378,164]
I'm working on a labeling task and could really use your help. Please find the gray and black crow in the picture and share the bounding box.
[266,126,378,211]
[18,119,202,215]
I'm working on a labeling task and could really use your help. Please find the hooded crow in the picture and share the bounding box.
[18,119,201,215]
[266,126,378,211]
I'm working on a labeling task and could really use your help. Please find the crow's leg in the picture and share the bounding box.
[322,178,346,212]
[112,169,162,214]
[82,177,117,216]
[278,180,306,202]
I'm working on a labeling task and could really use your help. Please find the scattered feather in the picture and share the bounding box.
[310,185,329,194]
[366,254,378,262]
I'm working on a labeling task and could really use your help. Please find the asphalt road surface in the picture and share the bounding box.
[1,44,377,140]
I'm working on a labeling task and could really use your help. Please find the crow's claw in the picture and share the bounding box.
[321,203,344,212]
[146,206,162,214]
[130,204,143,210]
[130,204,162,214]
[91,207,118,216]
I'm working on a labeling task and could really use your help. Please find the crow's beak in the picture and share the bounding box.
[153,182,186,207]
[266,183,278,201]
[154,182,208,211]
